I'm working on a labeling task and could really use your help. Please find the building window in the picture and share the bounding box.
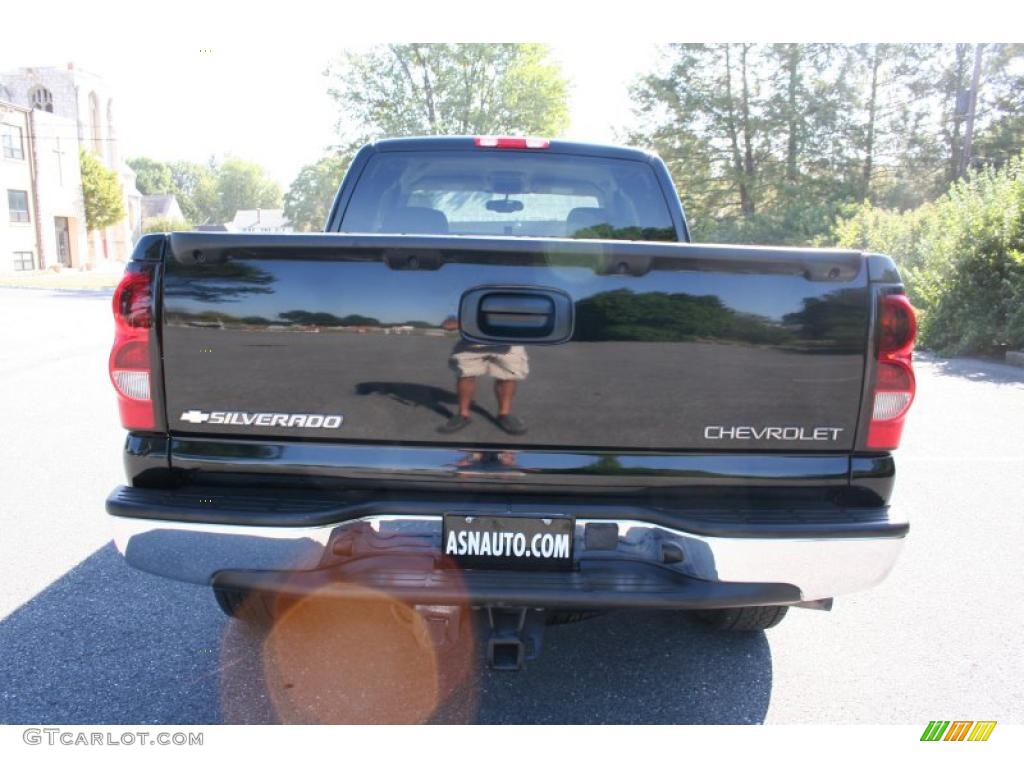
[106,98,117,165]
[89,91,102,154]
[2,124,25,160]
[29,86,53,113]
[13,251,35,271]
[7,189,30,222]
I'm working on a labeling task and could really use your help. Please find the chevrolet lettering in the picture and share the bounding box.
[704,426,844,441]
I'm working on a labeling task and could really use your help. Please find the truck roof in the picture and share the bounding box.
[369,135,657,162]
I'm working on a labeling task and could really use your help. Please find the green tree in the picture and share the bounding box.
[80,149,125,231]
[127,156,174,195]
[631,44,755,237]
[284,154,351,232]
[883,44,1024,193]
[327,43,569,144]
[214,157,282,223]
[128,156,214,224]
[975,114,1024,169]
[168,159,218,224]
[845,44,943,207]
[127,156,282,226]
[968,44,1024,171]
[761,44,866,240]
[633,43,848,243]
[631,44,1024,245]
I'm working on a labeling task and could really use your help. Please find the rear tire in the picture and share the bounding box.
[213,587,276,626]
[693,606,789,631]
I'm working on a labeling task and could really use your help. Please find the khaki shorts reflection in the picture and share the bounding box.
[441,341,531,435]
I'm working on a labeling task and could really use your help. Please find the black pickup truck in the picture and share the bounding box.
[107,136,917,669]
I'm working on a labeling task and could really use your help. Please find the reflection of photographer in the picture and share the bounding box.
[453,451,519,469]
[439,340,529,435]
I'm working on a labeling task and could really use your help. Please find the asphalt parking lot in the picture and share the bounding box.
[1,286,1022,724]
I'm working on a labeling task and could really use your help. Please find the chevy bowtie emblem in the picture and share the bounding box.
[178,409,343,429]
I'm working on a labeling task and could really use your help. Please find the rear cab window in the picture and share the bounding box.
[340,150,679,241]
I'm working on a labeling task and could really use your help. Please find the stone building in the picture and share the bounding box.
[0,99,38,272]
[0,63,142,268]
[1,96,89,272]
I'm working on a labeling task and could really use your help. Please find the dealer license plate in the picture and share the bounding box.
[443,515,574,570]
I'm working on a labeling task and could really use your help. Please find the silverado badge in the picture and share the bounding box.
[179,410,343,428]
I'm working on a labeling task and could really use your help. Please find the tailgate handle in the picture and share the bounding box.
[460,287,574,344]
[480,295,552,331]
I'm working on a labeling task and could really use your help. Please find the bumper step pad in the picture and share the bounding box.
[212,559,799,611]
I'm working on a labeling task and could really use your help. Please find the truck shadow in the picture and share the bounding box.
[0,544,232,724]
[0,543,772,725]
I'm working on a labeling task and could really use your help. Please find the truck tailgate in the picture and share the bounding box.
[159,233,869,452]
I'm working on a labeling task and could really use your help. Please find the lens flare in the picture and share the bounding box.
[219,582,478,724]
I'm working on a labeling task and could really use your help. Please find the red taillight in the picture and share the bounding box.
[878,293,916,357]
[474,136,550,149]
[109,266,155,430]
[866,294,917,449]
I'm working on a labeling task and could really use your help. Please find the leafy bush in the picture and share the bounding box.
[832,155,1024,355]
[143,217,192,234]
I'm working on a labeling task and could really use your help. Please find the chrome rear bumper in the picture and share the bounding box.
[111,511,905,603]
